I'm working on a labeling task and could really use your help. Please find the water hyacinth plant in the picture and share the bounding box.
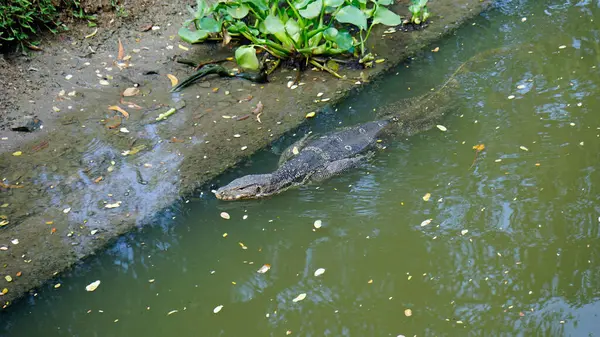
[178,0,402,76]
[408,0,429,25]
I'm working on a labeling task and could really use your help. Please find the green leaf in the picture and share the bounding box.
[323,27,338,41]
[372,6,401,26]
[178,27,209,44]
[227,4,250,18]
[299,0,323,19]
[294,0,312,9]
[264,14,285,33]
[199,17,221,32]
[195,0,208,17]
[243,0,269,11]
[376,0,393,5]
[235,46,259,70]
[324,0,344,7]
[334,30,353,50]
[335,5,367,30]
[285,19,301,42]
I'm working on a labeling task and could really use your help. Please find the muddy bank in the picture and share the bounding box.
[0,0,489,308]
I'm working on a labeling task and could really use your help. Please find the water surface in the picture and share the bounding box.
[2,0,600,335]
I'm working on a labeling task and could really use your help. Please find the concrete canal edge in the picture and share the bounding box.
[0,0,490,309]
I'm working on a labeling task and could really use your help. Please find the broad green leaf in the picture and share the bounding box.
[294,0,312,9]
[243,0,269,11]
[419,0,428,6]
[178,27,209,43]
[334,30,353,50]
[235,46,259,70]
[335,5,367,30]
[285,18,301,42]
[227,4,250,18]
[309,32,322,47]
[299,0,323,19]
[323,27,338,41]
[200,17,221,32]
[372,6,401,26]
[324,0,344,7]
[264,14,285,33]
[195,0,208,17]
[422,7,430,21]
[376,0,393,5]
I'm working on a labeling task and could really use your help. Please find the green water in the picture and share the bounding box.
[3,1,600,335]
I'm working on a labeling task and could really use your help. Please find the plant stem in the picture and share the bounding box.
[309,59,343,79]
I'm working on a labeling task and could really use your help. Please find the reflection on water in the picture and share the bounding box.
[3,0,600,336]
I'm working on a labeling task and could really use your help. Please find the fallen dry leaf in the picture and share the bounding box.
[85,280,101,292]
[108,106,130,119]
[404,309,412,317]
[432,47,440,52]
[473,144,485,152]
[313,220,322,229]
[314,268,325,277]
[306,112,316,118]
[140,24,153,32]
[117,39,125,61]
[220,212,230,220]
[167,74,178,87]
[105,201,122,209]
[436,125,447,132]
[292,293,307,302]
[422,193,431,201]
[122,87,140,97]
[420,219,432,227]
[213,305,223,313]
[252,101,264,115]
[257,264,271,274]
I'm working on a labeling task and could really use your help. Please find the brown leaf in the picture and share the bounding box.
[117,39,125,61]
[167,74,178,87]
[119,98,143,109]
[108,105,130,119]
[140,24,153,32]
[252,101,264,114]
[105,116,122,129]
[222,28,232,46]
[94,176,103,183]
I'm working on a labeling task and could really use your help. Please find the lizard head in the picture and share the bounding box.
[213,174,273,200]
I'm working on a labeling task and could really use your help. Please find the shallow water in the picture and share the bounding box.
[3,0,600,335]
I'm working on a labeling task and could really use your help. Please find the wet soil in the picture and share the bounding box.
[0,0,489,308]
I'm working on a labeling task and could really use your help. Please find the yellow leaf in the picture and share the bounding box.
[432,47,440,52]
[108,105,130,119]
[1,288,7,295]
[12,151,22,156]
[422,193,431,201]
[472,144,485,152]
[167,74,178,87]
[404,309,412,317]
[305,112,316,118]
[85,28,98,39]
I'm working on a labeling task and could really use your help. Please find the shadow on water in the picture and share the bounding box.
[3,0,600,335]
